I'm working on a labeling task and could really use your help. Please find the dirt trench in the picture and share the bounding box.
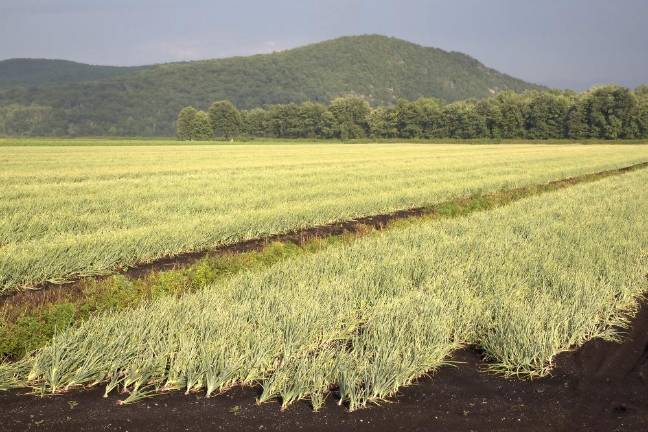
[1,299,647,432]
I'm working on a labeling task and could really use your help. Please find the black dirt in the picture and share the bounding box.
[4,160,648,309]
[2,300,647,432]
[2,162,648,430]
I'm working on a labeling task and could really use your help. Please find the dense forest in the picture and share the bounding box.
[177,85,648,140]
[0,35,541,137]
[0,59,146,89]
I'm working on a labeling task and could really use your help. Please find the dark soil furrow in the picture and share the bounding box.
[3,160,647,309]
[1,299,647,432]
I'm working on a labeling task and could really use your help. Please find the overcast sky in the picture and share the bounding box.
[1,0,646,90]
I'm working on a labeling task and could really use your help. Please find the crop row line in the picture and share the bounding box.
[3,160,646,308]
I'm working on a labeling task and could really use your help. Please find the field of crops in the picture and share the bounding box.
[1,140,648,294]
[2,166,646,410]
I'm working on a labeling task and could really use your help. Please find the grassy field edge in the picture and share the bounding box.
[2,160,647,363]
[1,137,648,147]
[1,166,646,410]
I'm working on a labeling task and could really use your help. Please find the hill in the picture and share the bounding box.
[0,59,146,88]
[0,35,543,136]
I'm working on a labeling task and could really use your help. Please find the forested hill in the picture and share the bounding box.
[0,35,543,136]
[0,59,146,88]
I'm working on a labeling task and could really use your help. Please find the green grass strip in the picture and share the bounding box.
[2,143,647,294]
[2,161,646,362]
[2,168,647,410]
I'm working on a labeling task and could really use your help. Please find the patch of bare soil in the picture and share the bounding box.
[2,300,647,432]
[4,161,647,310]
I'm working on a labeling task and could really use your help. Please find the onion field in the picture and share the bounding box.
[1,141,648,294]
[2,166,646,410]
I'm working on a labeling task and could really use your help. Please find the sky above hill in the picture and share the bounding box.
[1,0,646,90]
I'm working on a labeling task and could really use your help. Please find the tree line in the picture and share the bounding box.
[177,85,648,141]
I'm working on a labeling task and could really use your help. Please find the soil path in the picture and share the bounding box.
[2,300,647,432]
[3,160,647,307]
[2,162,648,430]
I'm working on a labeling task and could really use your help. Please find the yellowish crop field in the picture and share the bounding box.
[1,141,647,294]
[3,166,647,410]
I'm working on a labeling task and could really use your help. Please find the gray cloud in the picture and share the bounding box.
[1,0,646,90]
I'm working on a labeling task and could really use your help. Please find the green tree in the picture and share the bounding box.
[634,85,648,138]
[193,111,213,140]
[493,91,526,138]
[266,104,301,138]
[637,104,648,139]
[475,98,502,138]
[170,84,647,141]
[586,85,637,139]
[565,93,589,139]
[367,107,397,138]
[442,101,487,139]
[394,99,422,138]
[635,85,648,101]
[524,91,569,139]
[176,106,197,140]
[318,111,338,139]
[208,100,242,139]
[0,104,54,136]
[241,108,268,137]
[328,96,370,139]
[0,36,543,136]
[298,102,328,138]
[441,101,487,139]
[414,98,443,138]
[176,107,212,140]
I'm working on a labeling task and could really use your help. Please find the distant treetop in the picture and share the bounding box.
[0,35,543,137]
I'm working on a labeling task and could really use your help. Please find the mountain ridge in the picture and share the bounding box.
[0,35,544,136]
[0,58,149,88]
